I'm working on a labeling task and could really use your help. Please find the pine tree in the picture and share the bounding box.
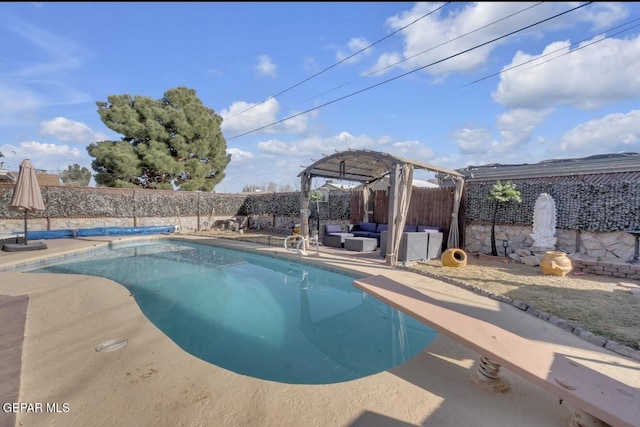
[87,87,230,191]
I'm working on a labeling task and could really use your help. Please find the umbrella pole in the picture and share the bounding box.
[23,210,28,245]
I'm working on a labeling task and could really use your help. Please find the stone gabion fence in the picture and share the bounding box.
[0,185,351,233]
[465,181,640,232]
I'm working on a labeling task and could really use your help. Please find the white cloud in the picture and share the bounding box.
[220,97,311,136]
[0,140,88,173]
[257,139,289,156]
[389,140,436,160]
[557,110,640,154]
[493,34,640,109]
[0,11,84,78]
[447,107,640,171]
[377,2,634,79]
[0,10,90,121]
[220,98,281,135]
[361,52,403,77]
[0,83,92,128]
[336,37,372,64]
[226,147,254,161]
[381,2,535,77]
[0,83,45,117]
[255,132,417,161]
[494,108,553,152]
[221,131,438,193]
[452,128,493,154]
[40,117,108,144]
[255,54,277,78]
[577,2,630,31]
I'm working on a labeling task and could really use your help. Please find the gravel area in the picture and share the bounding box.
[409,254,640,352]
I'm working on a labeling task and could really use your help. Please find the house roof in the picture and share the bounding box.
[35,173,61,186]
[0,169,16,183]
[317,180,357,191]
[1,171,61,186]
[454,152,640,182]
[354,177,439,191]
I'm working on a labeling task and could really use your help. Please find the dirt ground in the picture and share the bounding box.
[410,254,640,350]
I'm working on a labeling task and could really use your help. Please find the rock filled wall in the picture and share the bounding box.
[1,182,637,262]
[0,185,351,232]
[465,181,640,232]
[465,224,638,263]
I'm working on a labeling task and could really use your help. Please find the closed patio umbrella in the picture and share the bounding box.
[3,159,47,251]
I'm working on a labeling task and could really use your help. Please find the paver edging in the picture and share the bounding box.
[404,266,640,362]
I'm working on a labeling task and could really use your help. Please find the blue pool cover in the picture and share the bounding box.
[15,225,175,240]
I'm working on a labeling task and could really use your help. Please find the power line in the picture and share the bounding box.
[224,2,451,121]
[228,2,593,140]
[464,17,640,87]
[306,2,545,102]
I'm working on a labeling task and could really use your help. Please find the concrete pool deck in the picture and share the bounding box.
[0,235,638,427]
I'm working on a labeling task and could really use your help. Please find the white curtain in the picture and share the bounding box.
[300,173,312,249]
[386,163,414,267]
[362,184,371,223]
[447,176,465,249]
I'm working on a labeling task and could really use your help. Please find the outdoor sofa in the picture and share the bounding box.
[348,222,388,245]
[324,222,443,256]
[379,226,443,263]
[348,222,440,245]
[322,224,354,248]
[345,221,443,262]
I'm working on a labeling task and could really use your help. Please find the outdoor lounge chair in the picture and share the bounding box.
[323,224,353,248]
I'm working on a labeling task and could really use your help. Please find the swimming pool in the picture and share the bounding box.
[20,239,437,384]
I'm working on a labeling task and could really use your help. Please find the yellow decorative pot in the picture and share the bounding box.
[541,251,572,276]
[441,248,467,267]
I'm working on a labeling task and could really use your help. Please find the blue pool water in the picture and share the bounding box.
[24,239,437,384]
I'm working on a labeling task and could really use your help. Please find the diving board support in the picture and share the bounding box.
[353,274,640,427]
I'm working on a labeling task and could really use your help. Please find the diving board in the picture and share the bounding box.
[354,274,640,427]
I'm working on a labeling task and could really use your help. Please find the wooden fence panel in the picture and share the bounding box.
[350,187,466,248]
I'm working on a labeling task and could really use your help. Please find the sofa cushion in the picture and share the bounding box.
[352,231,372,238]
[376,224,388,233]
[325,224,342,234]
[418,226,441,232]
[358,222,377,233]
[403,225,418,232]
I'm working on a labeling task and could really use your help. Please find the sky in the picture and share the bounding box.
[1,2,639,193]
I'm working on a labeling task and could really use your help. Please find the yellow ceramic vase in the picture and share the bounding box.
[541,251,572,276]
[441,248,467,267]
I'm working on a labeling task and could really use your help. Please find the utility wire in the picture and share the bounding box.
[464,17,640,87]
[228,2,592,140]
[306,2,544,101]
[224,2,451,121]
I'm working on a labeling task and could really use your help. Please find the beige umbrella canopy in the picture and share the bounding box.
[7,159,47,249]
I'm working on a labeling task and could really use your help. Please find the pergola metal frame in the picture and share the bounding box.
[298,149,465,266]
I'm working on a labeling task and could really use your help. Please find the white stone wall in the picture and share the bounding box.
[465,223,637,262]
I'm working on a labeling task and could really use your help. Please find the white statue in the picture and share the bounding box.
[531,193,557,248]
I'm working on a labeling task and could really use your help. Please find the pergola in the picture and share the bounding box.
[298,149,465,266]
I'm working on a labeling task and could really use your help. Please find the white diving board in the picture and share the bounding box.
[354,274,640,427]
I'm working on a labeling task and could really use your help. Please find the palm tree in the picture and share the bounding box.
[310,190,324,233]
[488,181,522,256]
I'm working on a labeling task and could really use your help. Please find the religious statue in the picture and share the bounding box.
[531,193,557,249]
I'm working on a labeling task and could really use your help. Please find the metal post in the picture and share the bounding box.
[23,211,28,245]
